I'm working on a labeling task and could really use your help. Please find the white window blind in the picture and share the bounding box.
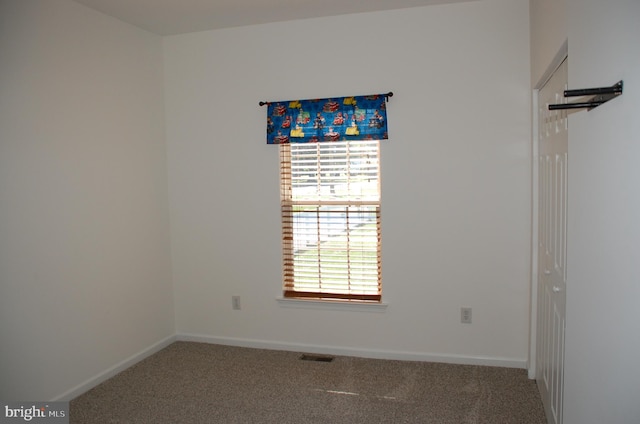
[280,140,381,302]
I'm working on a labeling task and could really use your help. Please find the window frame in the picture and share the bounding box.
[279,139,382,303]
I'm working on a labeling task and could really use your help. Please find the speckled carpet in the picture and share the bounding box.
[70,342,547,423]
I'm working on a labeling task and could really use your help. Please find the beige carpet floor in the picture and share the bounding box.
[70,342,547,423]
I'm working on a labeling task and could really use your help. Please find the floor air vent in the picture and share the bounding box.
[300,354,335,363]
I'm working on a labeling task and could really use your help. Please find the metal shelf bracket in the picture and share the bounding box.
[548,80,623,111]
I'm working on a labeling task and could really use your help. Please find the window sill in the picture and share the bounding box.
[276,297,388,312]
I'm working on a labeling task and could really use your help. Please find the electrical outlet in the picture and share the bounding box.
[232,296,241,310]
[461,307,472,324]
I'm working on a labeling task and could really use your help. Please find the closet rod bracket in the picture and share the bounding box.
[549,80,623,111]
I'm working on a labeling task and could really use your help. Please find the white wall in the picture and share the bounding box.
[165,0,532,366]
[530,0,567,86]
[530,0,640,421]
[563,0,640,422]
[0,0,174,400]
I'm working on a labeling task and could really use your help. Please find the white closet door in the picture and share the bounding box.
[536,57,568,424]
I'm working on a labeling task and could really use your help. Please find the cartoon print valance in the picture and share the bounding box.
[265,93,390,144]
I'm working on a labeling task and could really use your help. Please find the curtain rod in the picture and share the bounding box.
[259,92,393,107]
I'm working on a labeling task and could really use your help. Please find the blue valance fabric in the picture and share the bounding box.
[266,94,388,144]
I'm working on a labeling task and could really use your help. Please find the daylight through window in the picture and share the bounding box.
[280,140,381,301]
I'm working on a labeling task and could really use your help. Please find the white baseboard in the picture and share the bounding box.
[177,333,527,369]
[54,332,527,401]
[52,334,177,401]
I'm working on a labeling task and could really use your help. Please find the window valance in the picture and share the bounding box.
[264,93,391,144]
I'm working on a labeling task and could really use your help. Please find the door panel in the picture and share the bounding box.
[537,57,568,424]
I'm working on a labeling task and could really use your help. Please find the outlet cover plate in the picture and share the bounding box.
[461,307,472,324]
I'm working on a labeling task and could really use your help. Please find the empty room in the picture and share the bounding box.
[1,0,638,423]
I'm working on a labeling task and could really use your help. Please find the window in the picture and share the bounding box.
[265,92,390,302]
[280,140,381,302]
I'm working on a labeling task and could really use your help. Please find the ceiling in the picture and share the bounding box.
[72,0,477,36]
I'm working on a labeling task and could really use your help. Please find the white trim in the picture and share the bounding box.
[276,297,388,312]
[177,333,527,369]
[51,334,177,401]
[529,88,540,380]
